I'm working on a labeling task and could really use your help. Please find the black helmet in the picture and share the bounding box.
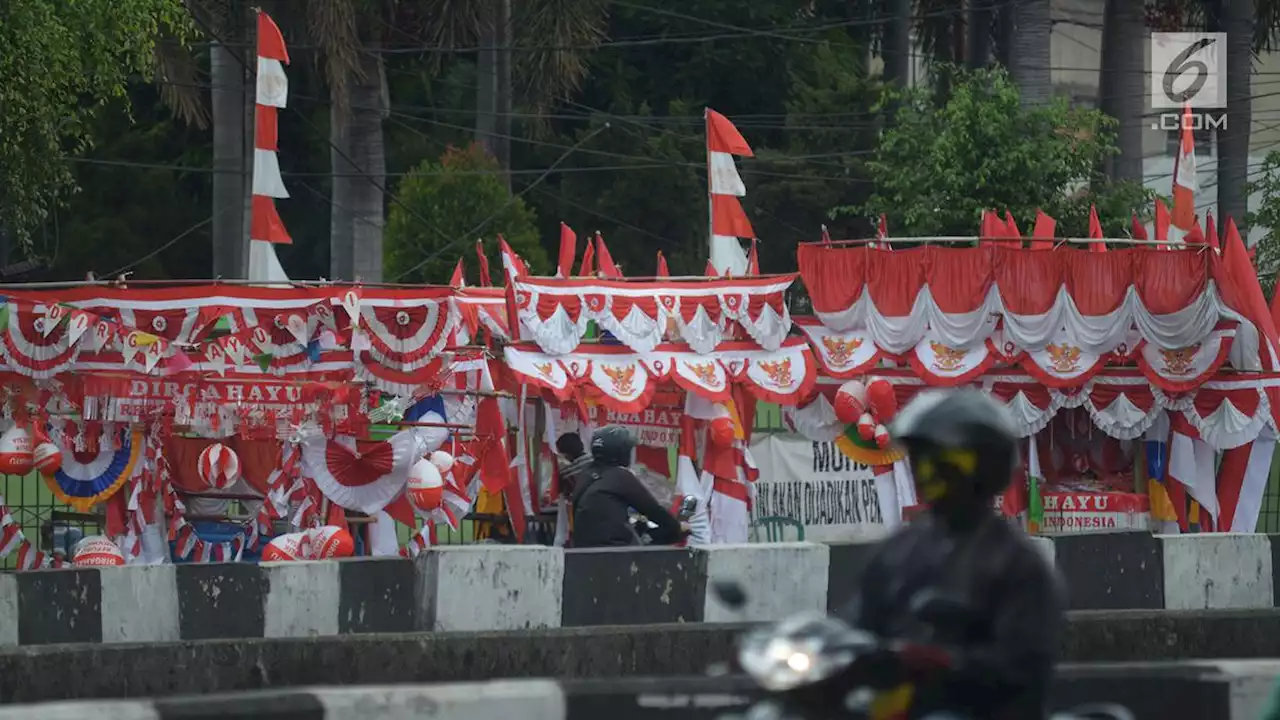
[890,389,1018,503]
[590,425,635,467]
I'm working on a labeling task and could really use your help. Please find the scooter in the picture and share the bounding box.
[712,581,1134,720]
[632,495,699,545]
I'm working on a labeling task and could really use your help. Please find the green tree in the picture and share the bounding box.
[1246,150,1280,297]
[385,144,547,284]
[839,67,1154,239]
[0,0,189,247]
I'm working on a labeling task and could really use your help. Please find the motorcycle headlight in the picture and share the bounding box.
[737,633,854,692]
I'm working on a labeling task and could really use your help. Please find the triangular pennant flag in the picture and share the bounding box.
[340,288,362,327]
[1004,210,1021,239]
[1155,198,1171,248]
[656,251,669,277]
[558,223,577,278]
[254,352,274,371]
[821,225,832,246]
[476,240,492,286]
[583,238,596,278]
[595,233,621,278]
[1088,204,1106,252]
[1205,210,1220,251]
[1031,209,1056,250]
[449,258,465,287]
[1131,214,1149,241]
[66,310,92,345]
[746,239,760,275]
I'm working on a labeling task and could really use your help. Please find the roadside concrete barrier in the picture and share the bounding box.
[0,681,567,720]
[0,664,1276,719]
[2,612,1280,704]
[2,533,1280,646]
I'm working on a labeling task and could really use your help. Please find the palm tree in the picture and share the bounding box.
[178,0,248,278]
[1098,0,1145,183]
[1217,0,1256,229]
[1008,0,1052,107]
[421,0,609,179]
[308,0,387,281]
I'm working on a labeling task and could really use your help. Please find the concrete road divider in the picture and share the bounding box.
[2,533,1280,646]
[0,665,1277,719]
[3,613,1280,704]
[0,681,567,719]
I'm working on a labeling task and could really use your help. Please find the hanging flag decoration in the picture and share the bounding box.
[1170,101,1198,246]
[706,108,754,275]
[250,9,292,245]
[46,428,143,512]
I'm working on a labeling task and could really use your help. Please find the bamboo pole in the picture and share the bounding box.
[810,236,1203,248]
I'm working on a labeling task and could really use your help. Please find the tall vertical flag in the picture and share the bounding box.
[247,11,292,282]
[557,223,577,278]
[250,10,291,247]
[1170,102,1198,245]
[706,109,754,275]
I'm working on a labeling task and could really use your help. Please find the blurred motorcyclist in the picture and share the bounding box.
[554,432,593,497]
[836,389,1066,719]
[571,425,686,548]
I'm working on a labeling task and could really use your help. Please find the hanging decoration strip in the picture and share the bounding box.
[505,338,817,413]
[795,245,1271,380]
[785,370,1280,451]
[511,275,796,355]
[44,425,142,512]
[0,497,64,570]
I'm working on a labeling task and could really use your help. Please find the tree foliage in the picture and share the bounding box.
[840,67,1154,238]
[1246,150,1280,297]
[385,144,547,285]
[0,0,190,247]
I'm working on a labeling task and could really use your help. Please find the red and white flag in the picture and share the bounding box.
[250,10,291,246]
[675,416,712,545]
[707,109,754,275]
[1170,102,1198,246]
[1168,415,1218,526]
[247,10,292,284]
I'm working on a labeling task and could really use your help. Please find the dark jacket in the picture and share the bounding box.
[558,454,594,497]
[570,463,683,548]
[837,512,1065,719]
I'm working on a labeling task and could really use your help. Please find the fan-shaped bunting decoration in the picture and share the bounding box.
[302,430,423,514]
[45,428,143,511]
[0,305,83,378]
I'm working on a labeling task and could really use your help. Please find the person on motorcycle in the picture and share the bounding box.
[571,425,687,548]
[837,389,1066,719]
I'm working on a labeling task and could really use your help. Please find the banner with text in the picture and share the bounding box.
[749,434,885,540]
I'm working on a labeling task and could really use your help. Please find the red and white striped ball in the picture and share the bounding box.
[856,412,876,441]
[873,424,891,449]
[73,536,125,567]
[0,426,33,475]
[866,377,898,420]
[197,443,241,490]
[408,459,444,513]
[304,525,355,559]
[32,441,62,474]
[833,380,868,425]
[428,450,455,473]
[261,531,305,562]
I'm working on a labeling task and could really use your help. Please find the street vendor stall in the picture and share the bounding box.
[0,283,497,568]
[789,240,1280,534]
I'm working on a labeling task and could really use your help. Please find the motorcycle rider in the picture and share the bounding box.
[837,389,1066,719]
[571,425,686,548]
